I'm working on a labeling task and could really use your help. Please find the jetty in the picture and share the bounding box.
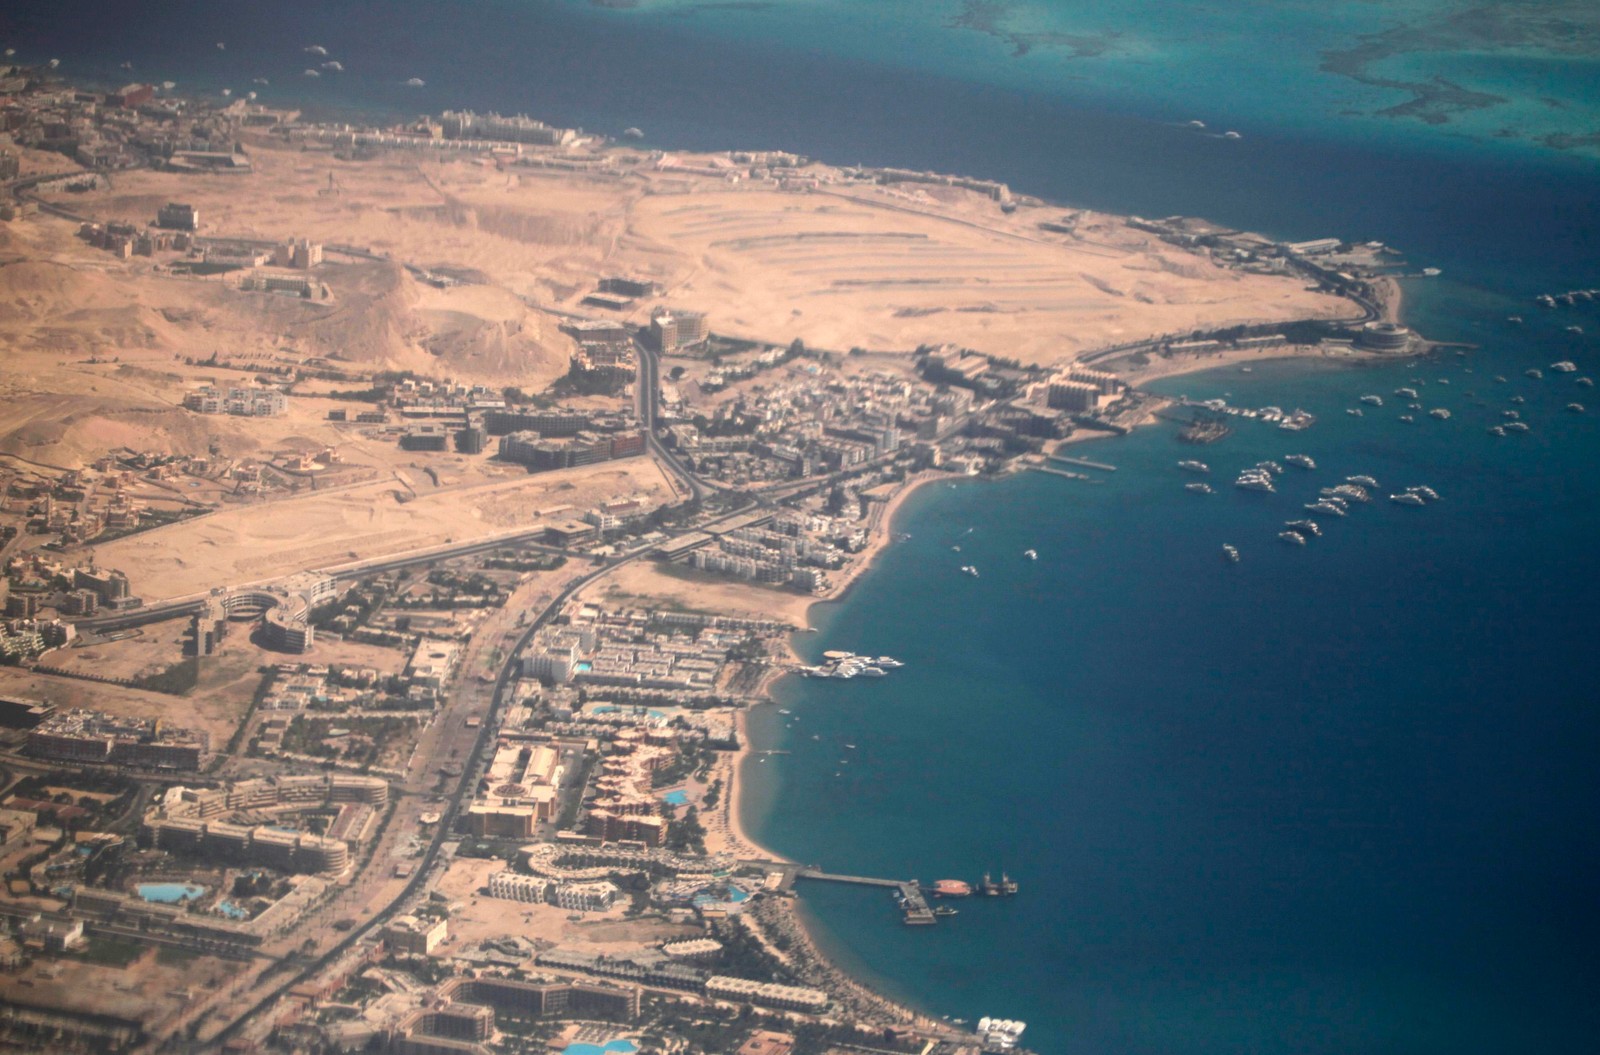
[1029,465,1089,481]
[1050,454,1118,472]
[796,870,936,924]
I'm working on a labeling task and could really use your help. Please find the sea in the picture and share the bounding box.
[6,2,1598,1051]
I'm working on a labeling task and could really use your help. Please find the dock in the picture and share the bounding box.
[793,871,942,925]
[1050,454,1118,472]
[1028,465,1089,481]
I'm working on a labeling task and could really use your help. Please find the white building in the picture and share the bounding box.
[551,880,619,913]
[488,871,548,904]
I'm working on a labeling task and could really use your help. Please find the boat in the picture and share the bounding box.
[872,657,904,668]
[933,906,959,917]
[321,60,344,71]
[1185,482,1214,494]
[1023,549,1038,560]
[1567,325,1584,334]
[932,879,973,897]
[1284,454,1316,470]
[1256,460,1285,474]
[1504,409,1521,419]
[1222,544,1240,564]
[1488,425,1507,436]
[1568,403,1587,413]
[1410,486,1441,501]
[1360,394,1384,406]
[1306,500,1347,517]
[1511,396,1526,404]
[859,667,887,677]
[979,1019,1028,1051]
[1278,531,1307,546]
[1395,387,1419,399]
[1347,408,1363,417]
[1428,408,1452,419]
[1399,414,1415,423]
[1347,475,1379,488]
[777,708,792,715]
[623,126,645,139]
[1177,460,1210,474]
[951,545,961,552]
[1390,492,1427,506]
[979,872,1020,896]
[1577,377,1595,387]
[1223,130,1242,140]
[305,44,328,55]
[406,77,426,87]
[1526,368,1544,379]
[960,565,979,577]
[1286,519,1322,537]
[1188,119,1206,128]
[1234,471,1275,493]
[1551,361,1578,373]
[1506,421,1531,433]
[1329,484,1370,503]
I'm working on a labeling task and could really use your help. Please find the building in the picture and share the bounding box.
[112,83,155,109]
[272,237,323,269]
[1046,379,1101,413]
[487,871,548,903]
[440,110,576,146]
[385,915,448,955]
[551,880,619,913]
[183,384,288,417]
[650,309,709,351]
[27,710,207,770]
[706,976,828,1013]
[156,202,199,230]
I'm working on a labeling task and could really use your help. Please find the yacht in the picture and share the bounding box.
[1347,475,1379,488]
[1284,454,1316,470]
[1428,408,1452,420]
[1306,499,1347,517]
[872,657,905,668]
[1488,425,1507,437]
[406,77,426,87]
[1234,470,1276,493]
[1395,387,1419,399]
[1326,484,1369,503]
[1577,377,1594,387]
[1346,408,1364,417]
[1256,460,1285,474]
[1390,492,1427,506]
[860,667,887,677]
[1278,531,1307,546]
[1504,409,1521,419]
[1285,519,1322,537]
[1399,414,1415,423]
[1177,460,1210,474]
[1023,549,1038,560]
[1551,361,1578,373]
[623,127,645,139]
[1526,368,1544,379]
[777,708,792,715]
[1492,376,1507,383]
[1360,394,1384,406]
[1568,403,1587,413]
[1511,395,1526,404]
[960,565,979,577]
[1222,544,1241,564]
[1185,482,1214,494]
[1506,420,1531,433]
[1411,486,1441,501]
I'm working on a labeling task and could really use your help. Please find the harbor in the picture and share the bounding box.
[792,868,1019,925]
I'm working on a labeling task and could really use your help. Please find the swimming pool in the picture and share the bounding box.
[137,882,206,904]
[562,1040,638,1055]
[661,790,690,806]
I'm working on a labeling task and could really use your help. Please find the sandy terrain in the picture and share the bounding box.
[0,662,248,753]
[588,560,814,627]
[93,458,674,601]
[621,185,1348,363]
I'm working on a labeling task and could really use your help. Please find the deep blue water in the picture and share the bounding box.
[5,2,1599,1051]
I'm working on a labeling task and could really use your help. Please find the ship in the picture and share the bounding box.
[1346,475,1379,488]
[932,879,973,898]
[1177,460,1210,474]
[979,872,1019,896]
[1222,544,1240,564]
[1284,454,1316,470]
[1390,492,1427,506]
[1395,387,1419,399]
[1185,482,1215,494]
[978,1018,1028,1051]
[1305,499,1347,517]
[1506,420,1531,433]
[1235,470,1276,493]
[1278,530,1307,546]
[1285,519,1322,537]
[1488,425,1507,436]
[1360,394,1384,406]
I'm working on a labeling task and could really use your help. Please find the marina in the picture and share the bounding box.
[794,868,1019,925]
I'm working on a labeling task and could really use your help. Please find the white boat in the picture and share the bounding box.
[1551,361,1578,372]
[1568,403,1586,413]
[1347,475,1379,488]
[873,657,904,668]
[1360,394,1384,406]
[1222,544,1240,563]
[860,667,887,677]
[1286,519,1322,537]
[1410,486,1441,501]
[1177,460,1210,474]
[1234,471,1275,493]
[1306,500,1347,517]
[1395,387,1419,399]
[406,77,426,87]
[1488,425,1507,436]
[1284,454,1316,470]
[960,565,979,577]
[1399,414,1415,423]
[623,127,645,139]
[1429,408,1452,419]
[1222,130,1242,139]
[1185,482,1214,494]
[1526,368,1544,379]
[1022,549,1038,560]
[1577,377,1594,387]
[1347,408,1364,417]
[304,44,328,55]
[1278,531,1307,546]
[321,60,343,71]
[979,1019,1028,1050]
[1506,421,1531,433]
[1390,492,1426,506]
[778,708,792,715]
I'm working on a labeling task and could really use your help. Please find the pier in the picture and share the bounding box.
[793,871,950,925]
[1050,454,1118,472]
[1028,465,1090,481]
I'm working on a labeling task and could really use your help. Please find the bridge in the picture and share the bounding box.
[795,870,937,924]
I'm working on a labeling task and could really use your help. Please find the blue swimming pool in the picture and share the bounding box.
[562,1040,637,1055]
[138,882,206,904]
[661,790,690,806]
